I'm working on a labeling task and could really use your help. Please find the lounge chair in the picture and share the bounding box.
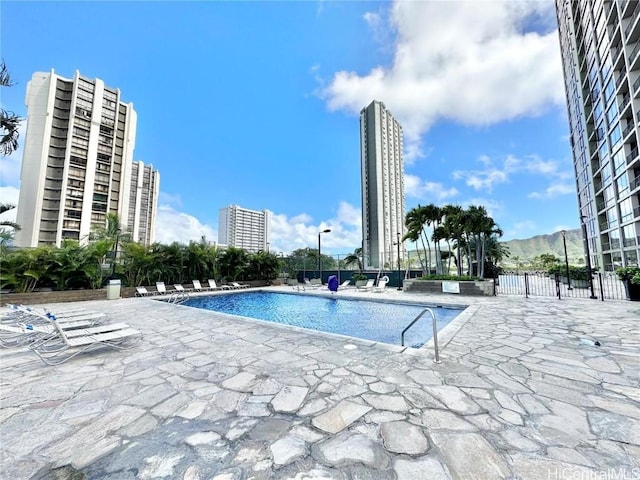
[373,276,389,293]
[192,280,209,292]
[208,279,232,290]
[339,280,352,289]
[0,317,98,348]
[156,282,169,295]
[174,284,193,293]
[304,279,321,289]
[135,286,154,297]
[356,279,375,291]
[24,310,142,365]
[230,282,250,289]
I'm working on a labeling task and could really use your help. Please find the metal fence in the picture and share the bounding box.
[496,272,629,301]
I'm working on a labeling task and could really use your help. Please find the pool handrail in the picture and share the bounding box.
[400,307,441,363]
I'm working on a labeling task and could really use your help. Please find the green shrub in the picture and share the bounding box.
[417,274,481,282]
[351,273,368,282]
[615,266,640,284]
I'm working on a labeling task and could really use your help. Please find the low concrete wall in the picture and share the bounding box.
[0,280,271,306]
[403,279,494,296]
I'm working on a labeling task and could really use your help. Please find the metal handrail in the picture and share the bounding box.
[168,291,189,304]
[401,307,441,363]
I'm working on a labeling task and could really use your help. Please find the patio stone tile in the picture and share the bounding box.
[270,435,307,466]
[430,432,510,480]
[393,456,452,480]
[380,421,429,454]
[312,432,390,469]
[312,400,371,434]
[361,393,410,412]
[588,411,640,445]
[423,386,482,415]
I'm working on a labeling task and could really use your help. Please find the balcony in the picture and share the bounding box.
[631,174,640,190]
[623,237,637,247]
[623,120,636,137]
[620,93,631,110]
[624,2,640,38]
[627,147,639,164]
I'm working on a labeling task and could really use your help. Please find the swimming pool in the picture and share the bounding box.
[182,291,465,348]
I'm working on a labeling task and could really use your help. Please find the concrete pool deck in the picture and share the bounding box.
[1,287,639,479]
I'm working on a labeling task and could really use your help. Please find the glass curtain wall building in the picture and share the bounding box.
[556,0,640,270]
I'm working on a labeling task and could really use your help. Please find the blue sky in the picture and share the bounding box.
[1,1,577,255]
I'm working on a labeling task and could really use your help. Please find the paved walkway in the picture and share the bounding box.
[1,287,639,479]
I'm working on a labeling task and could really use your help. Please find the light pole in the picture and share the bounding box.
[580,216,598,299]
[395,232,402,290]
[561,230,572,290]
[318,229,331,281]
[111,228,121,276]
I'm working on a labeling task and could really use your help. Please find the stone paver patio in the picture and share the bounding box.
[1,287,639,479]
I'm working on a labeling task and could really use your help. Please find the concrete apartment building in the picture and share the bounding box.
[218,204,270,253]
[14,70,158,247]
[127,161,159,245]
[556,0,640,270]
[360,100,406,269]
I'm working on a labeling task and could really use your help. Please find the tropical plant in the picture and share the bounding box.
[343,247,364,273]
[0,203,20,246]
[0,62,21,156]
[218,247,249,281]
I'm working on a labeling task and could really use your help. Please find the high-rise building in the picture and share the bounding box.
[360,100,406,269]
[218,204,269,252]
[127,161,159,245]
[15,70,137,247]
[556,0,640,270]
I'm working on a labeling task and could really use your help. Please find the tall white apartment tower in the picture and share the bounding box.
[15,70,137,247]
[218,204,270,252]
[360,100,406,269]
[556,0,640,270]
[127,161,159,245]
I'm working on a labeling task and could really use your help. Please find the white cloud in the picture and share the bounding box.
[527,182,575,199]
[268,201,363,255]
[405,174,459,200]
[154,204,217,245]
[322,1,564,162]
[158,192,183,208]
[0,121,26,187]
[453,154,572,192]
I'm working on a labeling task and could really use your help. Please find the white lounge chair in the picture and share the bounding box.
[156,282,169,295]
[25,310,142,365]
[174,284,193,293]
[208,279,232,290]
[373,276,389,293]
[304,279,321,289]
[339,280,352,289]
[230,282,250,289]
[135,286,154,297]
[192,280,209,292]
[356,279,375,291]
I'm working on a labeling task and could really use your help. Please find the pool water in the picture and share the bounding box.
[183,291,464,348]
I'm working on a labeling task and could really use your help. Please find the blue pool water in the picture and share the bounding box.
[183,291,464,348]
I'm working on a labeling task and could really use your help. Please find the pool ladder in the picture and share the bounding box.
[401,307,441,363]
[168,291,189,305]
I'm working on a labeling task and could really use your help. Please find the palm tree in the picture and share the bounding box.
[1,62,21,156]
[343,247,364,273]
[442,205,465,275]
[0,203,20,246]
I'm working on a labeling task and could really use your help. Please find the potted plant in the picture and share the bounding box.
[351,273,369,288]
[615,267,640,301]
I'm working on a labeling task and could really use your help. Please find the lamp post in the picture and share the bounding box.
[580,216,598,299]
[111,228,121,276]
[561,230,572,290]
[395,232,403,290]
[318,229,331,282]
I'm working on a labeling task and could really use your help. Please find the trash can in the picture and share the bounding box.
[107,279,121,300]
